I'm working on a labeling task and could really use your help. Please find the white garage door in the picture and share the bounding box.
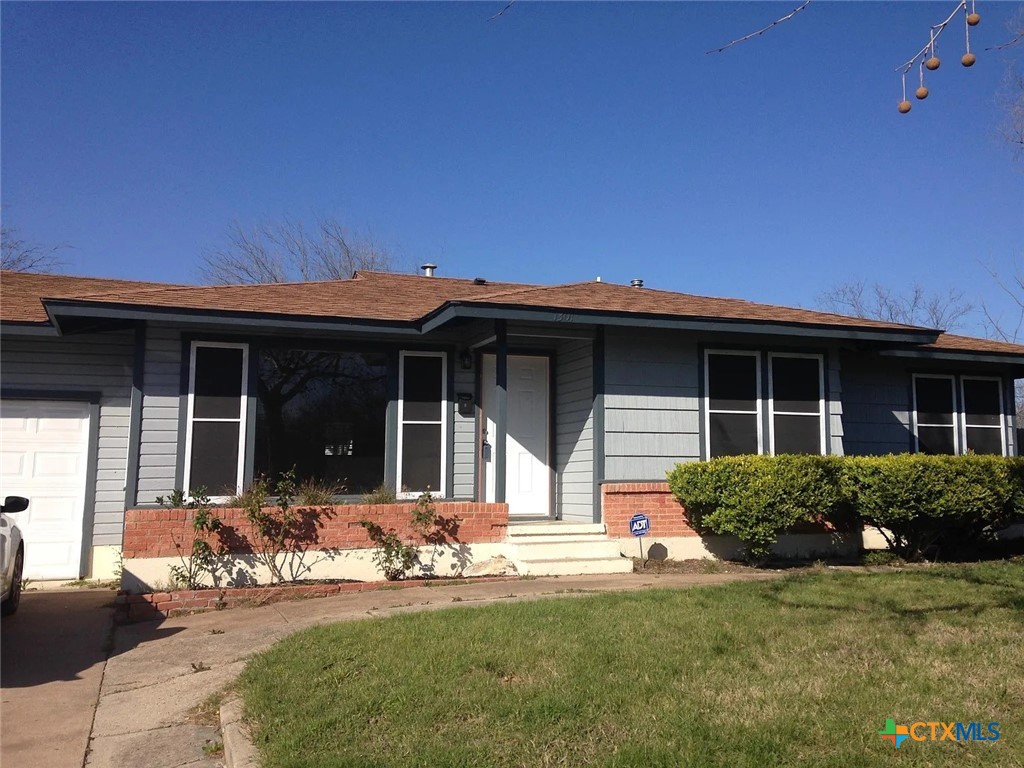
[0,400,90,580]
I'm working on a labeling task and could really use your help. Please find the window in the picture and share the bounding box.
[254,348,388,494]
[184,342,248,498]
[913,375,957,455]
[769,354,825,455]
[961,377,1005,456]
[397,351,447,496]
[706,351,761,458]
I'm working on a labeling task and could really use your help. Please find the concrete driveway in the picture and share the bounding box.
[84,570,780,768]
[0,589,116,768]
[1,571,783,768]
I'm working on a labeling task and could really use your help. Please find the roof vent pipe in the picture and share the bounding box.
[421,263,437,277]
[630,278,644,288]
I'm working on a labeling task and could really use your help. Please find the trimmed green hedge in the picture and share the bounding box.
[667,454,1023,562]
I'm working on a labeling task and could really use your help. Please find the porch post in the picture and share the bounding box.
[494,320,508,503]
[592,326,605,524]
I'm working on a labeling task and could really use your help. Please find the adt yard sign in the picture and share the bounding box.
[629,513,650,537]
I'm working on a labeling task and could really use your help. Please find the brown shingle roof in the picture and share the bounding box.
[458,281,931,332]
[920,333,1024,356]
[3,269,1022,358]
[39,271,532,323]
[0,270,187,323]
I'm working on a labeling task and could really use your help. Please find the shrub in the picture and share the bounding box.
[667,455,850,562]
[668,454,1022,564]
[362,484,397,505]
[297,477,345,506]
[360,491,454,580]
[156,488,223,589]
[843,454,1016,561]
[236,471,336,583]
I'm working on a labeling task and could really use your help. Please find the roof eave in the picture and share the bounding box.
[878,348,1024,367]
[0,320,60,336]
[42,300,423,335]
[423,302,940,344]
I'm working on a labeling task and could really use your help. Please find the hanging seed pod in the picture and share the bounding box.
[926,56,941,70]
[962,52,976,66]
[915,86,929,99]
[967,12,980,26]
[898,100,912,113]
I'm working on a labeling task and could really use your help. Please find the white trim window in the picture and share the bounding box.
[183,341,249,499]
[768,353,826,455]
[912,374,958,455]
[705,350,762,458]
[960,376,1006,456]
[396,351,447,497]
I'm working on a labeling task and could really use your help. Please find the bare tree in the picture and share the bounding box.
[817,280,974,329]
[981,259,1024,343]
[199,217,396,285]
[996,10,1024,159]
[1,224,66,272]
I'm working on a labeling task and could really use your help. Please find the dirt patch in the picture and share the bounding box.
[632,558,819,575]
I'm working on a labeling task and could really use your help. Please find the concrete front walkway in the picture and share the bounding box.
[1,589,116,768]
[86,570,779,768]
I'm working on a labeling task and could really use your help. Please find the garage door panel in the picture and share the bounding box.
[0,417,32,436]
[27,542,79,572]
[0,452,27,477]
[0,400,91,580]
[32,450,87,479]
[24,493,81,525]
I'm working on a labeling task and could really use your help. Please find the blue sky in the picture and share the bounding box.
[2,1,1021,336]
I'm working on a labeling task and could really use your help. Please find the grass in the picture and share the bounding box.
[239,561,1024,768]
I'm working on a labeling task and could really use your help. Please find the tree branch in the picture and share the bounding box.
[706,0,813,55]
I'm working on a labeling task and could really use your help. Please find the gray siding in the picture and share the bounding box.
[555,339,593,522]
[452,365,476,498]
[604,329,700,480]
[136,323,182,503]
[0,330,134,546]
[840,354,915,455]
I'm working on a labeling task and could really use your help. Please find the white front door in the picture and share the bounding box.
[0,400,90,580]
[481,355,551,517]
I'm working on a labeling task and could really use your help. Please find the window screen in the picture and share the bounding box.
[707,353,760,458]
[399,353,445,494]
[254,349,388,494]
[914,376,956,455]
[187,343,247,497]
[962,378,1004,455]
[770,355,823,455]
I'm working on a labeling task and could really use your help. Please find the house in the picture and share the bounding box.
[2,267,1022,585]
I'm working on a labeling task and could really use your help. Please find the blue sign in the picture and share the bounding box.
[629,513,651,537]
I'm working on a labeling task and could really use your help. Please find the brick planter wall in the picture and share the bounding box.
[123,501,509,559]
[601,482,696,538]
[601,482,846,540]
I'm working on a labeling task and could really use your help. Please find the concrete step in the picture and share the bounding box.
[517,556,634,577]
[507,522,606,538]
[509,539,623,561]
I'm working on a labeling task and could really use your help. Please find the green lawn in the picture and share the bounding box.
[239,562,1024,767]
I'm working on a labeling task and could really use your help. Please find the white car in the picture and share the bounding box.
[1,496,28,616]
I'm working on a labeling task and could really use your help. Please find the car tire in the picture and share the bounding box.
[1,546,24,617]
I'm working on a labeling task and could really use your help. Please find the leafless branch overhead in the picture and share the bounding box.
[705,0,813,55]
[489,0,517,22]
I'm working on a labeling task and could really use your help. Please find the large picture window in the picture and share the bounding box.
[184,341,248,498]
[769,354,825,455]
[254,348,388,494]
[397,351,446,496]
[913,375,957,455]
[961,377,1005,456]
[706,351,761,458]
